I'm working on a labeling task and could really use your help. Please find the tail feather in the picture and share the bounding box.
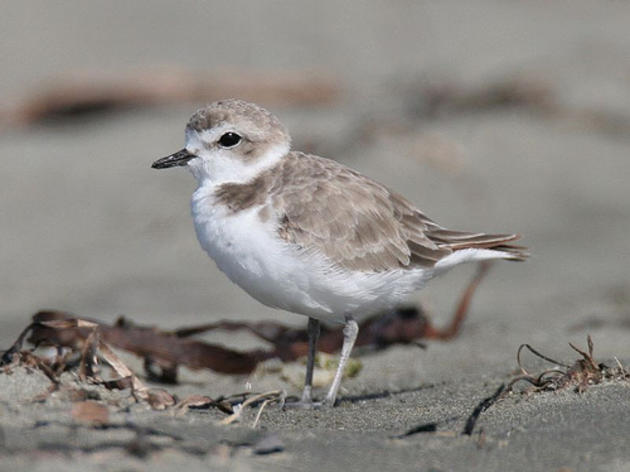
[428,229,529,261]
[485,243,529,261]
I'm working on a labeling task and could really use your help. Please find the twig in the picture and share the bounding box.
[462,383,506,436]
[568,334,599,371]
[252,398,275,429]
[1,322,38,365]
[220,391,283,426]
[517,343,570,376]
[78,327,99,380]
[425,261,492,340]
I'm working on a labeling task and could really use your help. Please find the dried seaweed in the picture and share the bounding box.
[413,75,630,137]
[0,317,177,410]
[220,390,285,426]
[462,384,506,435]
[0,264,488,429]
[2,263,487,383]
[507,335,630,394]
[1,68,339,128]
[418,76,554,117]
[0,317,301,432]
[461,336,629,436]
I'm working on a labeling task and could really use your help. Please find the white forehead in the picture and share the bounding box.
[187,123,234,145]
[185,99,289,144]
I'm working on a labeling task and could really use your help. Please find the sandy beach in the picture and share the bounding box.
[1,2,630,471]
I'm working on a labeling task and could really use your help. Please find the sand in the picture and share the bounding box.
[1,1,630,471]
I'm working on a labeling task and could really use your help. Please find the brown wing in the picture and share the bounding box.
[271,152,525,272]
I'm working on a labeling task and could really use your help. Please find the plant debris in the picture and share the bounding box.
[461,335,630,436]
[1,317,177,411]
[0,263,489,385]
[0,317,288,423]
[220,390,285,426]
[0,263,489,434]
[507,335,630,394]
[1,67,339,128]
[412,74,630,137]
[462,384,506,436]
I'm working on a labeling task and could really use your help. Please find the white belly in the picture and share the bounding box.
[191,187,433,324]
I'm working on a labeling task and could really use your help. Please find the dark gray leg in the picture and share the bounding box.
[324,316,359,406]
[301,317,320,403]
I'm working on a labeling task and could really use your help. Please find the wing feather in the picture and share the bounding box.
[270,152,526,272]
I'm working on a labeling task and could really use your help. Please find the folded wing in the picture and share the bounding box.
[272,153,527,272]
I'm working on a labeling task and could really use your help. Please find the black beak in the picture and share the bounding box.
[151,149,195,169]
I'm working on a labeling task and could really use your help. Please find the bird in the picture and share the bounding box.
[152,98,527,407]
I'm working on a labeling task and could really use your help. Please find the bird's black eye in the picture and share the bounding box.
[218,132,242,148]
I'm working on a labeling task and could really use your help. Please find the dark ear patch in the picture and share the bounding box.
[238,140,268,162]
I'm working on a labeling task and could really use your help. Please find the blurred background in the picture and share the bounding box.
[1,1,629,375]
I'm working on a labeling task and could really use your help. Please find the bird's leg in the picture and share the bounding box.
[301,317,320,403]
[283,317,321,409]
[323,316,359,407]
[284,316,357,409]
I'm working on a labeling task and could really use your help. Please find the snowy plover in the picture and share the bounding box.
[152,99,527,407]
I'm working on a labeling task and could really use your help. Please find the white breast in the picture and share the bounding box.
[191,184,434,324]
